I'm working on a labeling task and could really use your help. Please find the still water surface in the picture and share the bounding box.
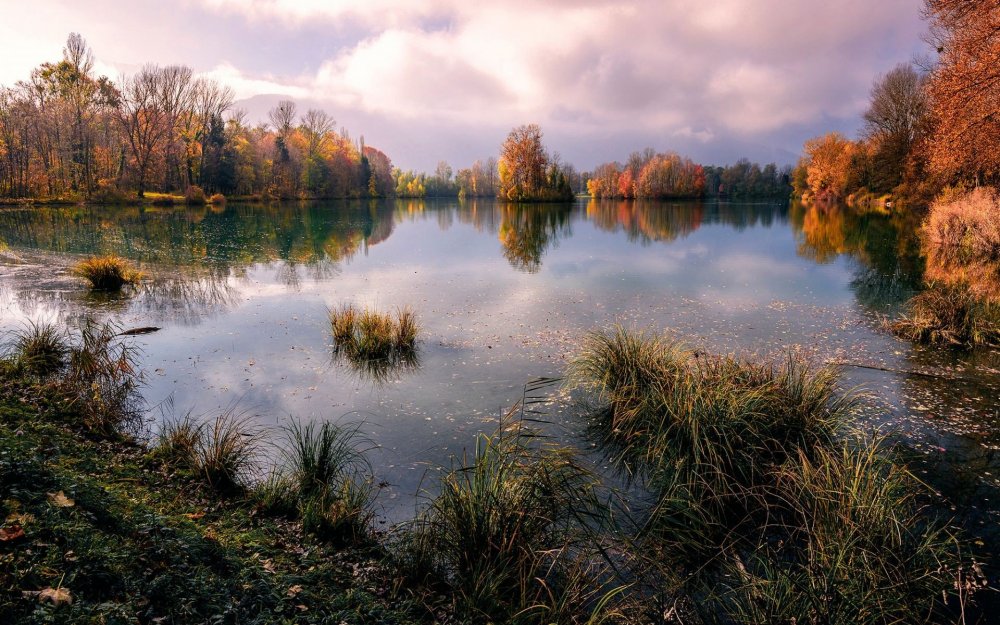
[1,198,998,550]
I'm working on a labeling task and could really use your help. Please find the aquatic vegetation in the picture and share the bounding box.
[569,326,971,622]
[890,282,1000,347]
[330,305,420,382]
[402,403,610,623]
[72,255,143,291]
[8,320,69,377]
[717,442,970,625]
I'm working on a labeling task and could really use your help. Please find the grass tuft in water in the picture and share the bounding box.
[716,441,970,625]
[568,325,972,621]
[72,255,143,291]
[330,305,420,382]
[402,399,612,624]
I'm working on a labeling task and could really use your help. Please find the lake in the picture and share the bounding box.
[1,198,999,553]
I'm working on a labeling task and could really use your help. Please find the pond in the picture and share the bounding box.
[1,198,999,565]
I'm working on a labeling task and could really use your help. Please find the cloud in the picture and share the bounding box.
[197,62,309,100]
[202,0,923,145]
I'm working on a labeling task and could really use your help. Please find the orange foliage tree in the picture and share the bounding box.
[925,0,1000,183]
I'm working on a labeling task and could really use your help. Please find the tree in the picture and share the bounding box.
[498,124,547,200]
[863,63,929,191]
[117,65,171,197]
[924,0,1000,182]
[802,133,857,201]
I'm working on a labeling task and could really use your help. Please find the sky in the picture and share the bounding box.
[0,0,929,172]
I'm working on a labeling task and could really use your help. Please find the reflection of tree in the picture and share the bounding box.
[585,199,786,243]
[498,204,572,273]
[0,200,398,273]
[790,199,924,312]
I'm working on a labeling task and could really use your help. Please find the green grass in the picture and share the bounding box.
[72,256,143,291]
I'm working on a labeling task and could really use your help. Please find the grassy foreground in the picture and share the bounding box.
[0,320,985,624]
[0,358,422,624]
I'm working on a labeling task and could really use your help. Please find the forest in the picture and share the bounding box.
[0,35,790,204]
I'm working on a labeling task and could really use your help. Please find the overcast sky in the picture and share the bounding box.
[0,0,928,172]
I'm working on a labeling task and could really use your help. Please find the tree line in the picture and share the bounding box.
[795,0,1000,205]
[0,34,393,201]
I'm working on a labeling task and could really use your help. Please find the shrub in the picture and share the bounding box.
[72,255,143,291]
[923,186,1000,265]
[184,185,207,205]
[208,193,226,205]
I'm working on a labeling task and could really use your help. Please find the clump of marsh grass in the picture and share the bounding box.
[154,412,204,470]
[569,327,849,506]
[253,419,376,544]
[63,319,146,437]
[890,282,1000,347]
[72,255,143,291]
[401,391,612,624]
[8,320,69,377]
[568,325,974,620]
[716,441,970,625]
[192,407,264,494]
[155,406,265,493]
[330,304,420,382]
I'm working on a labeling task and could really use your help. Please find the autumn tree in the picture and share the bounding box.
[118,65,172,197]
[802,133,857,201]
[924,0,1000,183]
[862,63,929,191]
[499,124,547,200]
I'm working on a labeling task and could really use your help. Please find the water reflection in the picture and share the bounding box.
[790,201,924,313]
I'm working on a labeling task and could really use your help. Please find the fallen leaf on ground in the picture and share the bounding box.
[47,492,74,507]
[0,525,25,541]
[37,587,72,605]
